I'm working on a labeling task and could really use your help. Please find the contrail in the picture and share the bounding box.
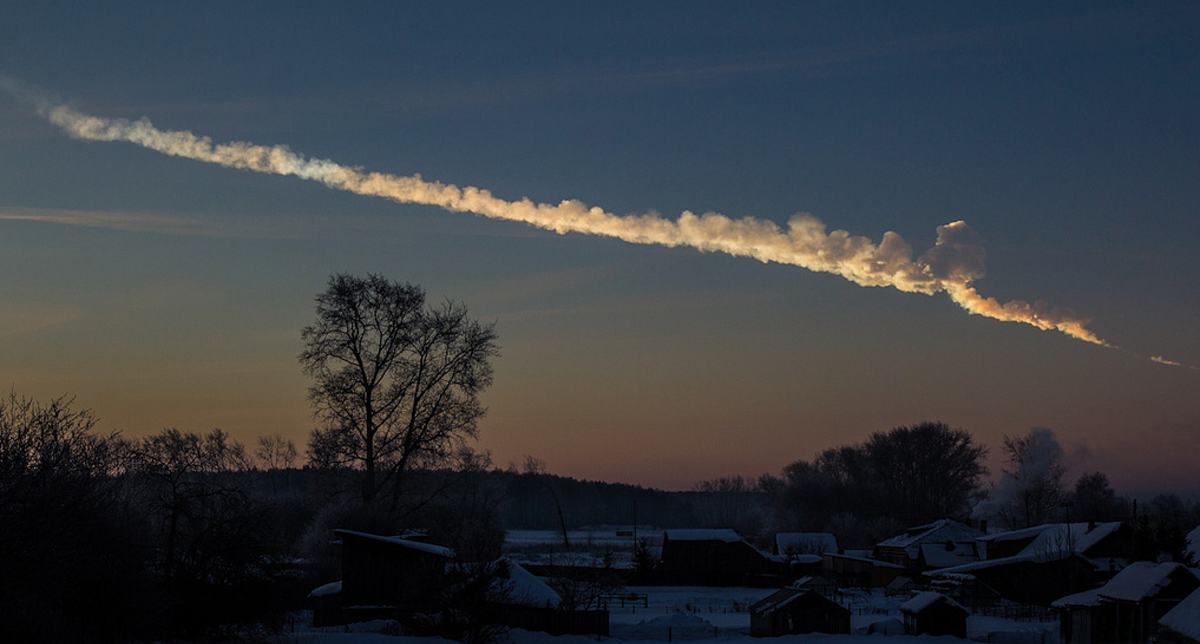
[2,80,1131,350]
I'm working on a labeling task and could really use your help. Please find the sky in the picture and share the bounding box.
[1,1,1198,495]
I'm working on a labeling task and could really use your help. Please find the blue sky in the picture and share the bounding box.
[1,1,1198,492]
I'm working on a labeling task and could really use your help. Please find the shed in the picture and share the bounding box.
[749,588,850,637]
[660,529,784,585]
[901,591,969,638]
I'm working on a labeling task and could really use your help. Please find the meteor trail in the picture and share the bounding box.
[5,81,1122,349]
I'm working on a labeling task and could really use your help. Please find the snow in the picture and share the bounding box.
[920,542,979,569]
[500,559,562,608]
[975,523,1121,562]
[1097,561,1197,602]
[877,520,981,558]
[1050,587,1103,608]
[310,581,343,598]
[282,584,1056,644]
[334,529,456,559]
[1160,587,1200,642]
[900,591,965,614]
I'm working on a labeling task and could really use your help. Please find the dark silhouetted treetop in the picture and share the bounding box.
[300,273,499,505]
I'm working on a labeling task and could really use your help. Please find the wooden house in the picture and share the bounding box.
[659,529,784,585]
[875,519,982,571]
[822,552,903,588]
[901,591,969,638]
[1053,561,1200,644]
[749,588,850,637]
[931,523,1131,605]
[311,529,456,626]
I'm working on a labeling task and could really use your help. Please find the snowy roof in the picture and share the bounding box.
[790,554,824,565]
[978,522,1121,559]
[751,588,805,614]
[1098,562,1199,603]
[309,580,342,597]
[920,541,979,569]
[1161,587,1200,642]
[901,591,967,614]
[824,552,905,569]
[938,550,1101,576]
[877,519,981,557]
[497,558,561,608]
[664,528,743,543]
[1051,587,1104,608]
[333,529,456,559]
[776,532,838,555]
[751,588,843,615]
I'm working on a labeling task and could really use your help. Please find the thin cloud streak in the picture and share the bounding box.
[23,99,1117,349]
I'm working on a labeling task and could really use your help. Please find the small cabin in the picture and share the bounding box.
[901,591,969,638]
[750,588,850,637]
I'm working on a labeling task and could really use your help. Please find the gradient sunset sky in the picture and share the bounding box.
[2,1,1197,494]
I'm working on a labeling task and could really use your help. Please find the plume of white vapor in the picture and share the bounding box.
[36,101,1106,345]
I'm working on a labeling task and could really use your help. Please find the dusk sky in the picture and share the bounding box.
[2,1,1197,494]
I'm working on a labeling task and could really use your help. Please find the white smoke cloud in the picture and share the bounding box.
[0,79,1139,350]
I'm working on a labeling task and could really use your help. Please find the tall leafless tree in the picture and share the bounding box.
[300,274,499,505]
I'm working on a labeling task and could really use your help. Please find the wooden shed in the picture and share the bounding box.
[750,588,851,637]
[660,529,784,586]
[901,591,969,638]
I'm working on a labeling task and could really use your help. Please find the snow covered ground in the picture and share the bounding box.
[282,585,1058,644]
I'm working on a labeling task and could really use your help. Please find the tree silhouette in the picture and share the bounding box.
[301,274,499,505]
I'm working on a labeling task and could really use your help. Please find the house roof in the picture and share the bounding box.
[877,520,981,558]
[900,591,967,615]
[1051,587,1104,608]
[825,553,904,569]
[1098,562,1199,603]
[333,529,456,559]
[750,588,846,615]
[309,580,342,598]
[1160,587,1200,643]
[776,532,838,555]
[920,541,979,569]
[978,522,1122,559]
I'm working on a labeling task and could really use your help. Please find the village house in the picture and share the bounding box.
[311,529,457,626]
[822,552,904,588]
[930,522,1130,605]
[659,529,785,586]
[749,588,851,637]
[874,519,983,572]
[310,529,607,636]
[900,591,969,638]
[1053,561,1200,644]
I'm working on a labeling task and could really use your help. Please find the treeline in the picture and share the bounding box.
[6,391,1199,642]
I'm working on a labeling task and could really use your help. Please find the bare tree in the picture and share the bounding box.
[301,274,499,505]
[255,433,298,471]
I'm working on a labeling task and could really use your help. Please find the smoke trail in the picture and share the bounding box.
[14,93,1111,346]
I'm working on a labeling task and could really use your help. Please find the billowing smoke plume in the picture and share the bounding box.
[5,83,1110,345]
[973,427,1069,530]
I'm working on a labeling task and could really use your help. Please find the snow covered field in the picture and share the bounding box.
[283,585,1057,644]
